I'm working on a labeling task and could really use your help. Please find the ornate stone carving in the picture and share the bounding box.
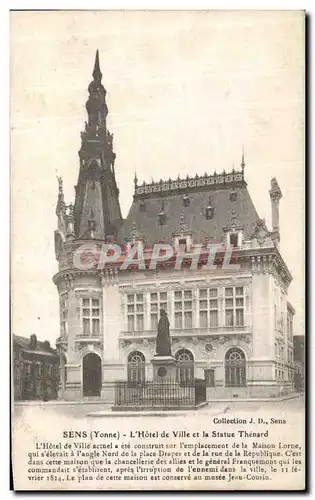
[63,273,75,291]
[251,218,270,247]
[102,268,119,286]
[134,168,244,198]
[119,340,132,349]
[205,342,217,358]
[251,254,275,275]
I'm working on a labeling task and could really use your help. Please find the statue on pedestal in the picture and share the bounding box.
[156,309,172,357]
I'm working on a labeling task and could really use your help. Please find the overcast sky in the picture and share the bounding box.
[11,10,304,344]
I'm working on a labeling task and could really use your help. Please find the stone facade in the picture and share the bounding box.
[13,335,59,401]
[53,51,296,402]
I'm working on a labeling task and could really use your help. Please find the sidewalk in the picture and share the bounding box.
[14,392,303,406]
[86,402,233,418]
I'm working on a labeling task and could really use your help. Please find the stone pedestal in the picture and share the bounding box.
[151,355,177,381]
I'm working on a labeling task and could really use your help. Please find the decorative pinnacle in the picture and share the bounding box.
[92,49,102,81]
[241,145,245,170]
[269,178,283,201]
[56,174,63,196]
[134,171,138,188]
[180,209,185,229]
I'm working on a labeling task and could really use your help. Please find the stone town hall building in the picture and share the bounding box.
[54,51,295,401]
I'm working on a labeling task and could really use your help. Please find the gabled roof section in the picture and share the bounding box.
[13,335,57,356]
[117,167,260,246]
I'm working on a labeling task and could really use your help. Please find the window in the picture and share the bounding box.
[34,363,40,378]
[127,293,144,331]
[174,290,193,329]
[205,369,215,387]
[287,315,293,341]
[150,292,167,330]
[178,238,188,252]
[139,199,146,212]
[199,288,218,328]
[224,286,244,327]
[229,233,238,247]
[82,298,100,335]
[225,348,246,387]
[229,189,237,202]
[183,193,190,207]
[60,294,68,336]
[175,349,194,385]
[127,351,145,385]
[205,198,214,220]
[24,362,31,376]
[158,203,166,226]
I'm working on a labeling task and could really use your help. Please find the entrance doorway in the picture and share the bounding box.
[82,353,102,397]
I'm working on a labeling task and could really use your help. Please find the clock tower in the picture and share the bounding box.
[53,51,123,400]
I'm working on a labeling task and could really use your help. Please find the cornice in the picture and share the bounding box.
[134,168,246,200]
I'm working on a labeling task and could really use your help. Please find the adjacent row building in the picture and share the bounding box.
[53,51,297,402]
[13,334,59,401]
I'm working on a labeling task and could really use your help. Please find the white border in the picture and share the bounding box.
[4,2,310,499]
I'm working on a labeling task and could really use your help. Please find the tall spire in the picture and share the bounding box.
[92,49,102,81]
[74,49,123,240]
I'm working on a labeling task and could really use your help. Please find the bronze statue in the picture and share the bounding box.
[156,309,172,356]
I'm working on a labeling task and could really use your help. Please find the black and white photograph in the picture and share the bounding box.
[10,10,305,491]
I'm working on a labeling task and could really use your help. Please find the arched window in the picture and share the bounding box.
[225,347,246,387]
[175,349,194,385]
[127,351,145,385]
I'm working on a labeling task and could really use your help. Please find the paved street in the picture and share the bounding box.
[13,394,304,420]
[220,393,305,414]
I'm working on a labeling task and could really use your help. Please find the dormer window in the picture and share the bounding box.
[229,233,238,247]
[183,193,190,207]
[139,199,146,212]
[178,238,188,252]
[205,197,214,220]
[204,196,214,220]
[230,188,237,201]
[158,202,166,226]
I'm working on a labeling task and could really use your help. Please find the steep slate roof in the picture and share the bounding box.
[13,335,58,357]
[117,169,260,247]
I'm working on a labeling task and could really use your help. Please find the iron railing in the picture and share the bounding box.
[114,380,206,408]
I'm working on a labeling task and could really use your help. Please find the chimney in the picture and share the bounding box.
[29,334,37,349]
[269,178,282,245]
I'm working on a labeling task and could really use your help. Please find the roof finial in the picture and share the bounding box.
[55,171,66,215]
[93,49,102,81]
[56,172,63,196]
[134,171,138,188]
[241,145,245,170]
